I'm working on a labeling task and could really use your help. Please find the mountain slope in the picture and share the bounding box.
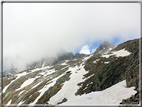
[75,38,140,105]
[2,38,140,106]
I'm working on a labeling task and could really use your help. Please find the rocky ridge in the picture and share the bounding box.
[93,41,117,55]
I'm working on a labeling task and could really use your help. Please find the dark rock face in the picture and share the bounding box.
[74,53,86,59]
[93,41,116,55]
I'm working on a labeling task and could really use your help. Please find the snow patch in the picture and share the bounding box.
[7,99,12,105]
[112,49,131,57]
[101,54,111,58]
[104,61,109,64]
[93,59,100,63]
[101,48,131,58]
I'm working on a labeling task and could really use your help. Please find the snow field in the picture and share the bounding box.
[59,80,137,105]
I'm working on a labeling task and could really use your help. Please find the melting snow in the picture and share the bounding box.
[59,80,137,106]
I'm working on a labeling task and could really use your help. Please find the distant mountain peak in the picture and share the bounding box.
[93,41,117,55]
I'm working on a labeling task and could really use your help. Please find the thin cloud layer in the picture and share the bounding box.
[3,3,140,71]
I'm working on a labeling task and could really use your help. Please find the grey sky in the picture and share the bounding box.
[3,3,140,71]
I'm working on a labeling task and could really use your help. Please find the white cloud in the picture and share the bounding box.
[3,3,140,71]
[80,45,90,54]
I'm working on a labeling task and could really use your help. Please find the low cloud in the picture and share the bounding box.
[3,3,140,71]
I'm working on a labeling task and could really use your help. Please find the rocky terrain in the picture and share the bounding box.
[2,38,141,106]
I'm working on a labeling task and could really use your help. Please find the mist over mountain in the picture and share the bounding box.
[26,52,86,70]
[3,41,116,76]
[2,38,141,106]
